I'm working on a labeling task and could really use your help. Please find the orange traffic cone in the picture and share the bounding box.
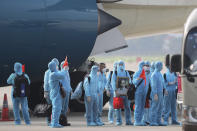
[0,94,13,121]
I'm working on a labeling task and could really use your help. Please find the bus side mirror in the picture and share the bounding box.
[170,54,181,73]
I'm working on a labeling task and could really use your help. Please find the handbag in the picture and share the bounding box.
[113,97,124,109]
[59,83,66,98]
[127,84,136,100]
[144,98,150,108]
[127,79,144,100]
[33,99,52,117]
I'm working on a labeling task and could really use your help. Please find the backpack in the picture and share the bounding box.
[14,73,30,97]
[109,71,117,83]
[127,78,143,100]
[163,73,167,82]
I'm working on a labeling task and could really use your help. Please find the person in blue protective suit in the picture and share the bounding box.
[163,67,180,125]
[111,60,132,126]
[48,61,67,128]
[7,62,31,125]
[142,61,151,125]
[60,60,72,126]
[84,65,102,126]
[150,61,167,126]
[43,58,59,126]
[105,62,118,124]
[133,61,147,126]
[97,63,107,125]
[150,62,155,74]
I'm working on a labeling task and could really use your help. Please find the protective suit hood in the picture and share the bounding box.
[52,58,59,66]
[48,61,57,72]
[117,60,125,72]
[90,65,98,77]
[155,61,163,71]
[113,62,118,72]
[14,62,23,75]
[150,62,155,73]
[138,61,145,69]
[145,61,151,67]
[133,61,145,79]
[144,61,151,74]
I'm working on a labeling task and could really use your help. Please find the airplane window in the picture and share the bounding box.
[184,28,197,72]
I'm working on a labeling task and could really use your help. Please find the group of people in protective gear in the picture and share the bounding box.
[141,61,180,126]
[7,59,180,127]
[84,60,180,127]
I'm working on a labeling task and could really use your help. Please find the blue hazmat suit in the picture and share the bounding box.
[84,66,101,126]
[133,61,147,126]
[112,60,132,126]
[105,62,118,124]
[150,62,155,74]
[163,68,180,125]
[43,69,52,125]
[44,69,50,99]
[150,61,166,126]
[48,61,67,128]
[142,61,152,124]
[147,62,155,123]
[97,71,107,124]
[44,58,59,125]
[44,58,60,104]
[60,61,72,117]
[7,62,31,125]
[52,58,59,70]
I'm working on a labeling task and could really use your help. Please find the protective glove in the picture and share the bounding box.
[87,96,91,102]
[154,94,158,101]
[44,91,49,99]
[106,90,110,97]
[164,90,168,96]
[115,91,120,97]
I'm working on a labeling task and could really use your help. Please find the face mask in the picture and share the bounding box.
[119,66,124,71]
[102,68,109,73]
[146,66,150,71]
[96,71,100,76]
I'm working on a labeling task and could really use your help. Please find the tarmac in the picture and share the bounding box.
[0,86,182,131]
[0,111,182,131]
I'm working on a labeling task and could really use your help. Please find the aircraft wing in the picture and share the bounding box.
[91,0,197,56]
[102,0,197,38]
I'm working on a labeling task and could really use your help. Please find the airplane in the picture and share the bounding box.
[0,0,197,113]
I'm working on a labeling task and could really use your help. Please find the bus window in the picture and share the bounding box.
[184,28,197,72]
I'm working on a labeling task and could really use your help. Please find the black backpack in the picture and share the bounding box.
[14,73,30,97]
